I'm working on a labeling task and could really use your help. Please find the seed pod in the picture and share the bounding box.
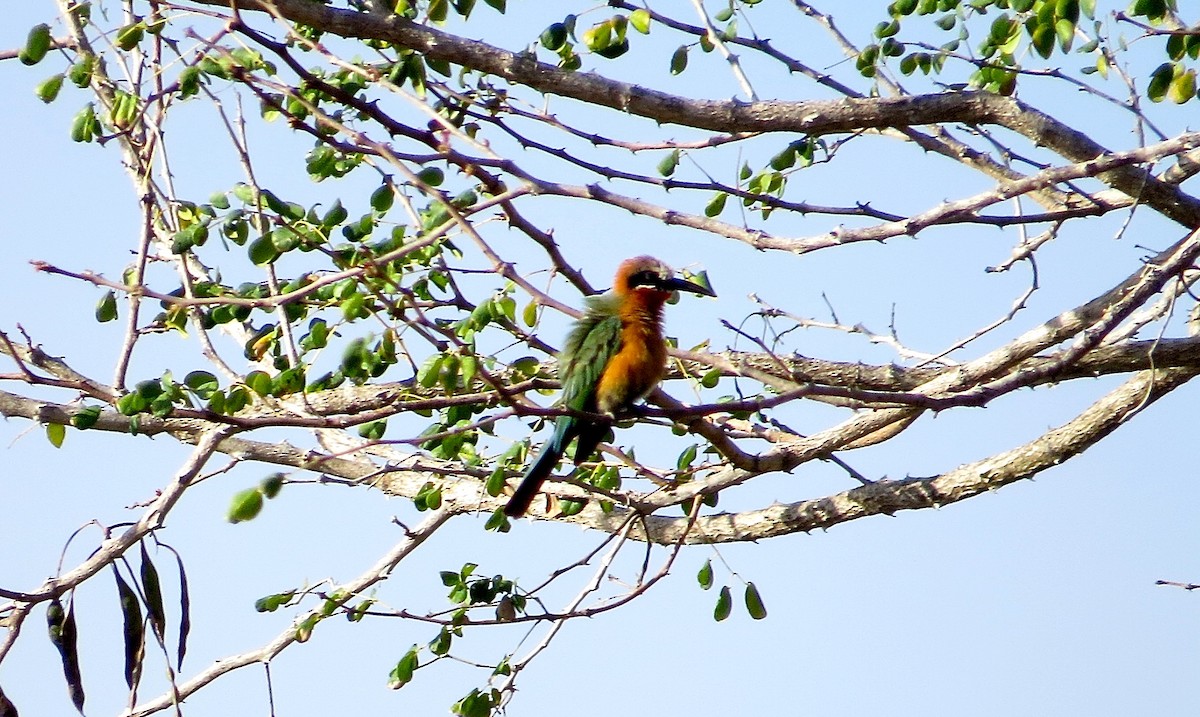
[113,565,145,690]
[47,595,85,712]
[140,543,166,638]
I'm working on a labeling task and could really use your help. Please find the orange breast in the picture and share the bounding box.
[595,290,668,415]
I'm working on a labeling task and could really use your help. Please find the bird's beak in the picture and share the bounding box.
[661,275,717,297]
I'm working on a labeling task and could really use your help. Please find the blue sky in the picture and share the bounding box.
[2,2,1199,715]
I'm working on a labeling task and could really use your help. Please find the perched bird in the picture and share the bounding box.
[505,256,716,517]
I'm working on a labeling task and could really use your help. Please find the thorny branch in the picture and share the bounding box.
[6,0,1200,712]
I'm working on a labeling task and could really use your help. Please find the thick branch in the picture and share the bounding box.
[590,363,1199,544]
[187,0,1200,227]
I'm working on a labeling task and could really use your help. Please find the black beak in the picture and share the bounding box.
[661,275,717,297]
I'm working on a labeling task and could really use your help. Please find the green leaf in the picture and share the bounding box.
[988,13,1014,44]
[36,74,64,103]
[769,146,796,171]
[429,626,452,655]
[416,167,444,186]
[261,472,285,498]
[70,102,98,143]
[700,367,722,389]
[510,355,540,379]
[232,182,256,203]
[417,354,444,388]
[358,420,387,440]
[95,290,118,322]
[244,370,272,396]
[178,65,202,97]
[744,581,767,619]
[270,226,299,253]
[20,23,52,66]
[248,235,280,265]
[184,370,219,398]
[371,183,395,213]
[295,614,318,642]
[1130,0,1167,23]
[558,498,585,516]
[522,299,539,327]
[271,367,306,397]
[460,354,478,389]
[1056,0,1080,23]
[1054,17,1075,52]
[497,295,517,322]
[322,199,348,227]
[1147,62,1174,102]
[594,38,629,59]
[669,45,688,74]
[115,22,145,51]
[629,9,651,34]
[540,23,568,50]
[657,149,681,177]
[254,591,296,612]
[485,468,506,497]
[1170,69,1196,104]
[1031,22,1055,59]
[714,585,732,621]
[341,293,368,321]
[388,646,420,689]
[676,444,698,470]
[71,405,101,429]
[227,487,264,523]
[428,0,448,22]
[698,559,714,589]
[347,598,375,622]
[116,392,146,416]
[45,422,66,448]
[704,192,727,217]
[68,56,95,88]
[582,22,612,51]
[219,385,245,412]
[484,507,511,532]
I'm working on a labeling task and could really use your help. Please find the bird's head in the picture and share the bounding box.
[613,255,716,299]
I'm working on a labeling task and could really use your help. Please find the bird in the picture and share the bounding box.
[504,256,716,517]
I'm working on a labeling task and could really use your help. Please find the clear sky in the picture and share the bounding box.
[1,2,1198,716]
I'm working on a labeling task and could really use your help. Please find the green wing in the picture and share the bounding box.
[558,294,623,413]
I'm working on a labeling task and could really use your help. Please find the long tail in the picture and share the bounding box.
[505,419,571,517]
[504,440,564,517]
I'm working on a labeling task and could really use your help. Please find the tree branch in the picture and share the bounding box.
[586,364,1199,544]
[186,0,1200,228]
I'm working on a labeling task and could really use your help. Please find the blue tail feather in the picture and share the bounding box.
[504,418,574,517]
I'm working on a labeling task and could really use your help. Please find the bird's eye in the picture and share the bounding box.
[630,270,663,288]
